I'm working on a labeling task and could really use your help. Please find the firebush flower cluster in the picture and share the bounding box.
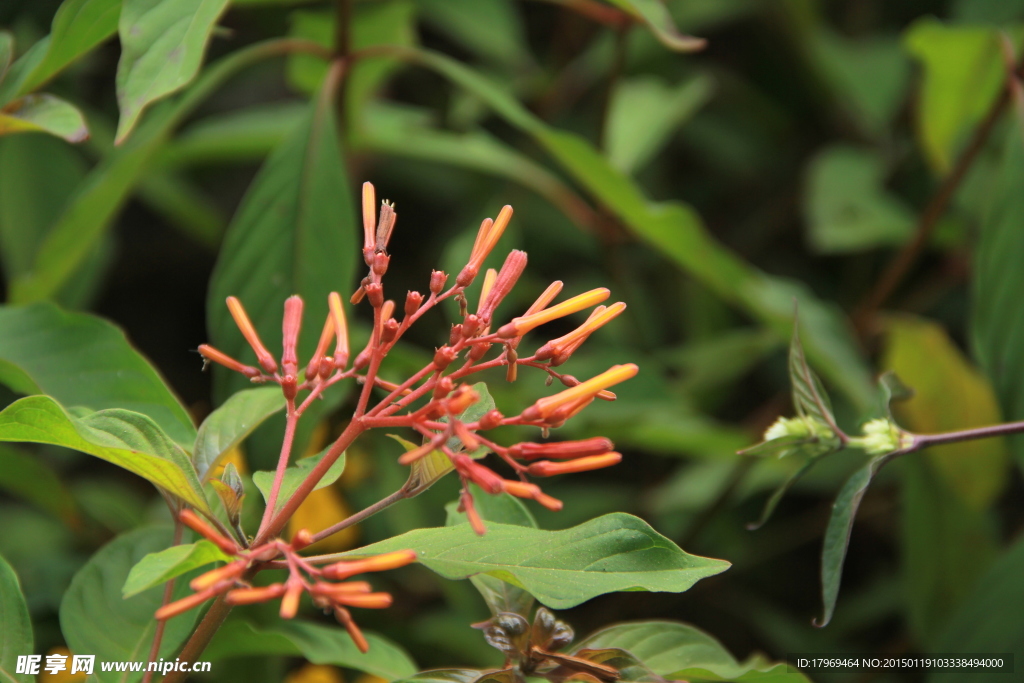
[185,182,636,647]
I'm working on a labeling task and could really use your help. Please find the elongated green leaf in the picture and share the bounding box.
[789,319,837,430]
[61,527,202,683]
[0,396,210,513]
[605,75,713,174]
[928,535,1024,683]
[0,94,88,142]
[0,554,32,683]
[9,39,292,304]
[0,32,12,85]
[194,387,286,480]
[816,455,889,627]
[0,444,77,523]
[115,0,230,142]
[207,71,356,406]
[159,102,307,166]
[747,449,832,531]
[0,303,195,446]
[0,0,120,104]
[123,539,231,598]
[972,123,1024,472]
[344,513,729,609]
[605,0,706,51]
[400,47,874,412]
[253,447,347,514]
[206,620,417,681]
[574,621,810,682]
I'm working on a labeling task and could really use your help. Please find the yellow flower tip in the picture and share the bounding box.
[524,281,564,317]
[362,182,376,255]
[279,580,303,620]
[498,288,612,338]
[525,363,637,420]
[226,296,278,373]
[477,269,498,314]
[306,310,337,379]
[328,292,350,369]
[527,452,622,477]
[536,301,627,360]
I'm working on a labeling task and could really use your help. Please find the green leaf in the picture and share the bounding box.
[788,317,838,432]
[344,513,730,609]
[0,0,120,104]
[816,455,888,627]
[0,396,210,513]
[901,456,998,647]
[0,444,77,523]
[414,0,529,69]
[402,47,874,412]
[207,70,356,406]
[445,484,537,616]
[574,621,811,682]
[604,75,713,174]
[61,526,202,682]
[972,122,1024,473]
[0,132,113,309]
[803,145,914,253]
[0,94,88,142]
[8,38,285,304]
[115,0,230,142]
[193,387,286,480]
[394,671,481,683]
[746,448,833,531]
[252,447,347,514]
[0,32,12,85]
[928,535,1024,683]
[903,19,1015,172]
[604,0,706,52]
[0,303,196,447]
[122,539,231,598]
[160,102,307,166]
[0,553,33,683]
[206,620,417,681]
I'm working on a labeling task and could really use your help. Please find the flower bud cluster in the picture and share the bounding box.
[157,511,415,653]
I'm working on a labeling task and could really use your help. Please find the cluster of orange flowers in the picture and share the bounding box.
[184,182,636,645]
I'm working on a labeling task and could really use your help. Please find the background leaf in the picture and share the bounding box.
[115,0,230,142]
[347,513,730,609]
[0,0,120,104]
[0,303,195,446]
[60,526,202,683]
[0,553,32,683]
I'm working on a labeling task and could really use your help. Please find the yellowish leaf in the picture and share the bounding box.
[883,315,1009,508]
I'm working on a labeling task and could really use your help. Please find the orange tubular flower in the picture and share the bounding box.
[522,364,638,421]
[198,344,261,379]
[322,550,419,581]
[457,206,514,286]
[305,309,336,379]
[361,181,377,263]
[328,291,350,369]
[508,437,614,460]
[535,302,627,362]
[226,296,278,373]
[527,452,622,476]
[497,288,610,338]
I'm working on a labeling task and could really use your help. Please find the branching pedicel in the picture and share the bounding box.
[166,183,637,650]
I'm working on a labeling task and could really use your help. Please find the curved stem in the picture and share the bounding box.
[257,399,299,537]
[311,486,410,544]
[908,418,1024,451]
[142,521,184,683]
[162,596,233,683]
